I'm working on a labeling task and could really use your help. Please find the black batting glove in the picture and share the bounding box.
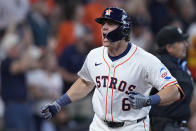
[41,101,61,120]
[128,91,151,109]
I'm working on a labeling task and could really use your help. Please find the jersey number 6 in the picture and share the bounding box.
[122,98,131,111]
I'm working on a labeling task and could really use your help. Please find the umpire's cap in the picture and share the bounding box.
[156,26,189,47]
[95,7,129,25]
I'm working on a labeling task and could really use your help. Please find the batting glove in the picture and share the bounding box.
[128,91,151,109]
[41,101,61,120]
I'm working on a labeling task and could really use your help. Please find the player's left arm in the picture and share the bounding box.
[128,56,185,109]
[157,83,183,106]
[128,83,184,109]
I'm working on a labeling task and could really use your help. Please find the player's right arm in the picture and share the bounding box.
[41,49,96,120]
[41,77,95,120]
[66,77,95,102]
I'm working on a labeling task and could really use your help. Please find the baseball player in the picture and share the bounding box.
[41,7,184,131]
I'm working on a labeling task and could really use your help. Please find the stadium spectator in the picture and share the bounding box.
[83,0,112,47]
[58,25,93,93]
[130,16,153,52]
[0,29,39,131]
[27,51,63,131]
[187,20,196,81]
[27,0,51,47]
[55,1,85,56]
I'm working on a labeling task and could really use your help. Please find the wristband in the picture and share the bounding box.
[56,93,72,107]
[149,94,161,105]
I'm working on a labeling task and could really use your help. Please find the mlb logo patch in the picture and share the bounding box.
[161,72,168,78]
[160,67,171,80]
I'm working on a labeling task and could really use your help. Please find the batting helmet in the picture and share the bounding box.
[95,7,131,42]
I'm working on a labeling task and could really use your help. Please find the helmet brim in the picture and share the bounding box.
[95,17,123,25]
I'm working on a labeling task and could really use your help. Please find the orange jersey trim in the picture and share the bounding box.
[161,81,185,101]
[175,83,185,100]
[142,120,147,131]
[111,46,138,121]
[161,80,177,89]
[103,45,138,121]
[103,47,111,121]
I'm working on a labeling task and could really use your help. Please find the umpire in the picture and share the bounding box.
[150,26,194,131]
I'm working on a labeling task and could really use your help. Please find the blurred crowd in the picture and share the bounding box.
[0,0,196,131]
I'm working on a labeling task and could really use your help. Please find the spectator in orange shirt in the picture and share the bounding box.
[56,1,85,56]
[187,20,196,81]
[83,0,112,47]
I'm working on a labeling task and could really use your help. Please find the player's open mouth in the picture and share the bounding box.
[103,33,106,38]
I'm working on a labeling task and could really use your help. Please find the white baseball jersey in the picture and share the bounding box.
[78,43,177,122]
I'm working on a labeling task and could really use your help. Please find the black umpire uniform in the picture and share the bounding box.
[150,26,194,131]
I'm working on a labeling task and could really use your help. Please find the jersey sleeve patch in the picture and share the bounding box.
[160,67,172,80]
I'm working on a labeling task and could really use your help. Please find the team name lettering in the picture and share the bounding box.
[95,76,136,94]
